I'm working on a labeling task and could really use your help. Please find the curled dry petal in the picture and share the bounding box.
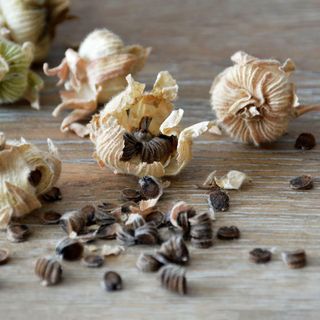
[44,28,151,137]
[213,170,251,190]
[89,71,214,177]
[0,134,61,228]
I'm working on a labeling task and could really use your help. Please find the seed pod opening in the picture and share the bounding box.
[189,212,213,249]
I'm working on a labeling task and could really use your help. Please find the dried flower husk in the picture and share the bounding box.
[0,39,43,108]
[35,257,62,286]
[0,0,71,63]
[44,28,151,137]
[210,51,320,145]
[89,71,214,177]
[0,134,61,228]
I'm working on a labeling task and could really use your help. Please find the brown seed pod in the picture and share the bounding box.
[134,223,159,245]
[208,190,229,212]
[125,213,145,231]
[189,212,213,249]
[35,257,62,286]
[94,223,122,240]
[41,187,62,202]
[59,210,86,235]
[289,175,313,190]
[28,169,42,187]
[249,248,272,264]
[40,211,62,225]
[7,224,30,242]
[138,176,163,199]
[217,226,240,240]
[102,271,122,292]
[120,188,142,202]
[169,201,196,232]
[117,227,136,246]
[144,210,164,227]
[94,202,118,224]
[82,255,104,268]
[294,133,316,150]
[136,253,163,272]
[80,205,96,225]
[56,238,84,261]
[159,264,187,295]
[282,249,307,269]
[0,248,10,265]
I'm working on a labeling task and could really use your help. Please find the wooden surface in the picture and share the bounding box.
[1,1,320,319]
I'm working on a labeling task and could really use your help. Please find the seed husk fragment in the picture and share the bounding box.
[56,238,84,261]
[0,248,10,265]
[134,223,159,245]
[41,211,62,225]
[189,212,213,248]
[159,264,187,295]
[138,176,162,199]
[28,169,42,187]
[282,249,307,269]
[102,271,122,292]
[41,187,62,202]
[208,190,229,212]
[120,188,142,202]
[82,254,104,268]
[136,253,163,272]
[249,248,272,264]
[217,226,240,240]
[35,257,62,286]
[7,224,30,243]
[289,175,313,190]
[295,133,316,150]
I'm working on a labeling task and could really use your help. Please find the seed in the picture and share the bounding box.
[125,213,145,231]
[28,169,42,187]
[145,210,164,227]
[94,223,121,240]
[0,248,10,265]
[282,249,307,269]
[295,133,316,150]
[249,248,272,264]
[134,223,159,245]
[138,176,162,199]
[208,190,229,212]
[136,253,163,272]
[189,212,213,248]
[56,238,84,261]
[169,201,196,231]
[217,226,240,240]
[289,175,313,190]
[159,264,187,295]
[7,224,30,242]
[120,188,142,202]
[95,202,118,225]
[41,187,62,202]
[80,205,96,225]
[82,254,104,268]
[117,227,136,246]
[35,257,62,286]
[41,211,62,224]
[102,271,122,292]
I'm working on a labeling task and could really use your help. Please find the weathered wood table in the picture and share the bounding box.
[1,1,320,319]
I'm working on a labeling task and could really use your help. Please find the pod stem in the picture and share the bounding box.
[294,104,320,117]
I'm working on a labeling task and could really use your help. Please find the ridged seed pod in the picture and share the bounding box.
[35,257,62,286]
[189,212,213,248]
[134,222,159,245]
[136,253,163,272]
[159,264,187,295]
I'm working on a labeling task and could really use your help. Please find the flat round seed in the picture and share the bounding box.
[41,211,62,224]
[294,133,316,150]
[208,190,230,212]
[7,224,30,242]
[42,187,62,202]
[120,188,141,202]
[82,255,104,268]
[289,175,313,190]
[102,271,122,292]
[217,226,240,240]
[282,249,307,269]
[249,248,272,264]
[145,210,164,227]
[0,248,10,265]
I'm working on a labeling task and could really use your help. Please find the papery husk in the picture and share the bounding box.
[44,28,151,137]
[89,71,215,178]
[210,51,320,146]
[0,0,71,63]
[0,134,61,228]
[0,38,43,108]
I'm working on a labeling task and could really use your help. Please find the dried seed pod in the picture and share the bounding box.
[40,211,62,225]
[125,213,145,231]
[159,264,187,295]
[249,248,272,264]
[144,210,164,228]
[189,212,213,249]
[138,176,162,199]
[120,188,142,202]
[217,226,240,240]
[134,223,159,245]
[94,223,122,240]
[41,187,62,202]
[289,175,313,190]
[0,248,10,265]
[156,236,189,265]
[80,205,96,225]
[7,224,30,242]
[169,201,196,230]
[208,190,229,213]
[282,249,307,269]
[101,245,125,257]
[89,71,214,177]
[59,210,86,235]
[117,227,136,246]
[56,238,84,261]
[35,257,62,286]
[94,202,118,224]
[82,255,104,268]
[294,133,316,150]
[102,271,122,292]
[136,253,163,272]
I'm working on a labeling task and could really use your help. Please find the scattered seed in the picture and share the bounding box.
[289,175,313,190]
[56,238,84,261]
[159,264,187,295]
[41,187,62,202]
[82,254,104,268]
[7,224,30,243]
[41,211,62,224]
[0,248,10,265]
[138,176,162,199]
[125,213,145,230]
[249,248,272,264]
[94,223,121,240]
[117,228,136,246]
[35,257,62,286]
[217,226,240,240]
[145,210,164,227]
[102,271,122,292]
[208,190,229,212]
[295,133,316,150]
[28,169,42,187]
[80,205,96,225]
[134,223,159,245]
[136,253,163,272]
[282,249,307,269]
[189,212,213,248]
[120,188,142,202]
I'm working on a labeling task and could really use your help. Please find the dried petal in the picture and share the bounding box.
[0,248,10,265]
[102,271,122,292]
[213,170,251,190]
[56,238,84,261]
[289,175,313,190]
[101,245,125,257]
[217,226,240,240]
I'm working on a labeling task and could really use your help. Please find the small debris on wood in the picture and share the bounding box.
[294,133,316,150]
[102,271,122,292]
[289,175,313,190]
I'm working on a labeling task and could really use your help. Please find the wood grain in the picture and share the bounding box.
[1,1,320,319]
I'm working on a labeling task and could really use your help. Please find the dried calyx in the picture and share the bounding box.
[44,28,151,137]
[210,51,320,146]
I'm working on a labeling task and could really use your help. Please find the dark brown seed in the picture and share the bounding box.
[82,255,104,268]
[249,248,272,264]
[134,223,159,245]
[80,205,96,225]
[189,212,213,248]
[159,264,187,295]
[41,187,62,202]
[294,133,316,150]
[102,271,122,292]
[56,238,84,261]
[208,190,229,212]
[120,188,142,202]
[59,210,86,235]
[0,248,10,265]
[7,224,30,242]
[41,211,62,224]
[28,169,42,187]
[138,176,162,199]
[217,226,240,240]
[125,214,145,231]
[117,227,136,246]
[145,210,164,227]
[289,175,313,190]
[35,257,62,286]
[136,253,163,272]
[282,249,307,269]
[94,223,121,240]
